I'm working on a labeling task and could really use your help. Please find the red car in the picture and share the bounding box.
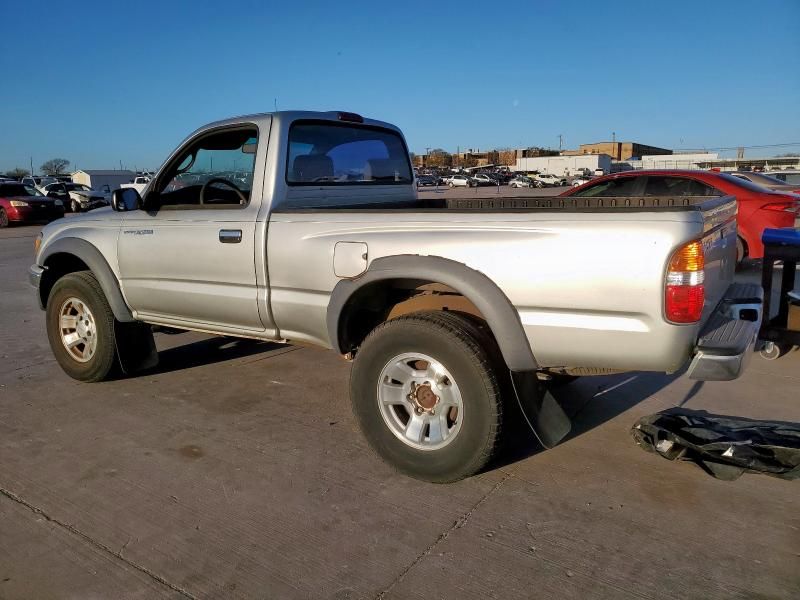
[561,170,800,261]
[0,182,65,228]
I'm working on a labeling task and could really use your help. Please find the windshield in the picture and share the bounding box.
[719,173,781,193]
[741,172,791,186]
[0,183,35,197]
[66,184,92,191]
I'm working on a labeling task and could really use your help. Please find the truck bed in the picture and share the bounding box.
[275,195,736,214]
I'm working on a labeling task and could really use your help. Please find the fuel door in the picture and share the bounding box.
[333,242,368,278]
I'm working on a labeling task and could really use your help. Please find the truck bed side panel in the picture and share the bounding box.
[267,210,717,372]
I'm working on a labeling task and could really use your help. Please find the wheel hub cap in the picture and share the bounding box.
[377,352,463,450]
[59,297,97,363]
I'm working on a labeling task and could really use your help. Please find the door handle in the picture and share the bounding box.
[219,229,242,244]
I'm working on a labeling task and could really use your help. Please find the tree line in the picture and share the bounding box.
[3,158,71,179]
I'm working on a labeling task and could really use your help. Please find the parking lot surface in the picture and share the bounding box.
[1,219,798,599]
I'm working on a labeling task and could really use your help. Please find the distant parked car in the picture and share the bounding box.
[472,174,497,186]
[22,176,57,191]
[593,169,606,176]
[446,174,474,187]
[509,176,534,188]
[0,182,65,227]
[120,175,152,195]
[40,182,109,212]
[534,173,567,187]
[728,171,800,194]
[562,169,800,263]
[416,175,438,187]
[571,176,592,187]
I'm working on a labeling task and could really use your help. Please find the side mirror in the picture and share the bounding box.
[111,188,142,212]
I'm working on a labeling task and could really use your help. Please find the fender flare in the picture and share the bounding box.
[326,255,538,371]
[39,237,134,322]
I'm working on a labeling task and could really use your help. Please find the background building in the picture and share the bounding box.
[620,153,719,171]
[514,154,612,176]
[71,169,136,191]
[564,141,672,161]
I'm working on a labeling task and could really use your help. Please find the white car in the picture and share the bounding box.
[572,176,592,187]
[472,174,497,186]
[120,175,152,195]
[446,174,473,187]
[534,174,567,187]
[509,176,535,188]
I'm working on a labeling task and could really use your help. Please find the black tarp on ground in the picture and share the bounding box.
[631,408,800,480]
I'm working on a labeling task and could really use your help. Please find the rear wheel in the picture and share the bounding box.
[46,271,117,382]
[350,311,502,482]
[736,236,747,266]
[0,208,8,228]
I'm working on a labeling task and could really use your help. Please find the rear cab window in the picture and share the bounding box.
[287,121,412,186]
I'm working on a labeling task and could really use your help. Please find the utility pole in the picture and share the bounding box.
[558,134,563,151]
[30,156,34,176]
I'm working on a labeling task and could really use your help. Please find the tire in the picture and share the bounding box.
[46,271,117,382]
[0,208,8,228]
[350,311,502,483]
[736,236,747,268]
[70,199,80,213]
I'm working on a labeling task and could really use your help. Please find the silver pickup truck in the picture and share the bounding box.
[30,110,763,482]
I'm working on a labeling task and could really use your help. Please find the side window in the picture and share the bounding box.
[572,176,641,197]
[287,122,412,185]
[154,127,258,209]
[645,176,720,196]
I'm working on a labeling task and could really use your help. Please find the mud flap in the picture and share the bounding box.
[114,321,159,375]
[511,371,571,449]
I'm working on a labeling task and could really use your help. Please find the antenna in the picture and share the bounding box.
[274,98,278,111]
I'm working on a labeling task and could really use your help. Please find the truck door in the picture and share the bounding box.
[117,123,270,332]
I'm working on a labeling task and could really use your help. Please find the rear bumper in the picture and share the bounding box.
[687,283,763,381]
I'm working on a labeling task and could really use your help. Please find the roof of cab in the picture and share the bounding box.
[190,110,402,138]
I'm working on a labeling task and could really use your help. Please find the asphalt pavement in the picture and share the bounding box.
[0,217,798,600]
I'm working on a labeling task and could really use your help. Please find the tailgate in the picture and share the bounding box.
[697,195,738,320]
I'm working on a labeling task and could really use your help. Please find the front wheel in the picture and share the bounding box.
[350,311,502,483]
[46,271,117,382]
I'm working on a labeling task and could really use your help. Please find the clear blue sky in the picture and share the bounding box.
[1,0,798,173]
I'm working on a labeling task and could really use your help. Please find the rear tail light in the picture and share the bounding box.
[665,240,705,323]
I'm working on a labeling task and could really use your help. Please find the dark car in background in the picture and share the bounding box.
[561,169,800,263]
[40,182,108,213]
[0,183,65,227]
